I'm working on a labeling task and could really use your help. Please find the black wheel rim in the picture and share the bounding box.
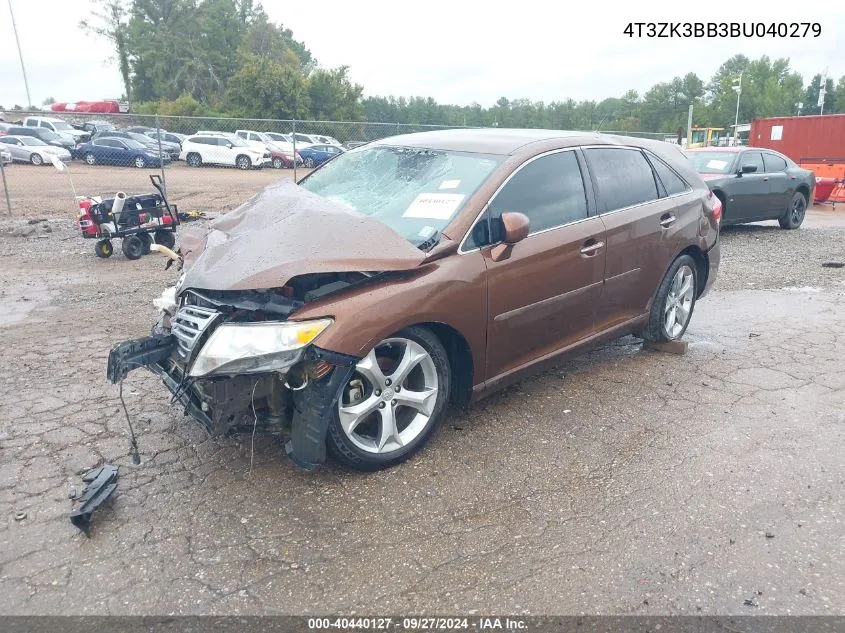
[791,196,806,223]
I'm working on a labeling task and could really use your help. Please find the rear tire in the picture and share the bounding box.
[94,239,113,258]
[134,155,146,169]
[304,157,315,168]
[272,157,283,169]
[85,153,96,165]
[641,254,698,342]
[778,191,807,229]
[121,235,144,260]
[155,230,176,250]
[30,153,43,166]
[137,233,152,254]
[327,326,451,471]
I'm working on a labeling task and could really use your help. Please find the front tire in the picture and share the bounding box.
[779,191,807,229]
[236,155,252,170]
[272,157,283,169]
[642,254,698,342]
[304,157,315,168]
[85,152,96,166]
[134,155,146,169]
[186,153,202,168]
[327,326,451,471]
[30,153,44,166]
[94,239,113,258]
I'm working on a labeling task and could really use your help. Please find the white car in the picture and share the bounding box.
[22,116,88,144]
[0,135,72,165]
[180,134,271,169]
[311,134,343,147]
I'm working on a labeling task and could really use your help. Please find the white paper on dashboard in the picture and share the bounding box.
[403,193,466,220]
[706,159,728,169]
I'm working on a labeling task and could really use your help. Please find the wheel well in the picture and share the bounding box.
[417,322,474,407]
[796,184,810,200]
[712,188,726,214]
[679,245,708,298]
[236,154,250,162]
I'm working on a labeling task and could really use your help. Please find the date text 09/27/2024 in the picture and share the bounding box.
[623,22,821,38]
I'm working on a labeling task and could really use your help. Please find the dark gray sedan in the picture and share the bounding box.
[685,147,815,229]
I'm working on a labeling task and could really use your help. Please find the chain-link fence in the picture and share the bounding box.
[0,111,674,219]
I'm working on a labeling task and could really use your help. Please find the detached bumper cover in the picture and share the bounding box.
[107,335,359,470]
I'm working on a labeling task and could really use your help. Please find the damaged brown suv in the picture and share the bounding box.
[109,129,720,471]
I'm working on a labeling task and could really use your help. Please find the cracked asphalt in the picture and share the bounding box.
[1,210,843,615]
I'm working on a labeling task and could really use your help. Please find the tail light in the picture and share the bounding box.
[708,191,723,224]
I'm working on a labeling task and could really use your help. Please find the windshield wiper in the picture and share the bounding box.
[417,230,441,252]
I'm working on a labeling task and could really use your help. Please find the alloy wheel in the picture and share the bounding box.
[663,264,695,339]
[791,195,806,225]
[338,337,439,454]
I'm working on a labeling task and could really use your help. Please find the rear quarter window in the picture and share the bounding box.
[763,153,788,172]
[647,153,691,196]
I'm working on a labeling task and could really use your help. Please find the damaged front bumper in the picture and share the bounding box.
[107,320,358,471]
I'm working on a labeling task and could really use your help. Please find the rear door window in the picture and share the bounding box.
[585,148,659,212]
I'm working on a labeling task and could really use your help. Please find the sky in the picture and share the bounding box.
[1,0,843,110]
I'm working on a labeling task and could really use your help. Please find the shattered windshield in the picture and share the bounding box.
[298,146,503,245]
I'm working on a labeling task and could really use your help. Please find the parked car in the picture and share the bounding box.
[312,134,343,147]
[234,129,302,168]
[22,116,89,143]
[3,125,75,151]
[685,147,814,229]
[0,135,72,165]
[81,120,117,136]
[298,143,344,167]
[126,126,159,136]
[77,137,171,168]
[147,130,186,146]
[0,146,11,166]
[180,134,271,169]
[345,141,369,149]
[108,129,720,471]
[96,131,181,161]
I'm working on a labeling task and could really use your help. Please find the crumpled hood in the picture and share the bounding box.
[179,180,426,291]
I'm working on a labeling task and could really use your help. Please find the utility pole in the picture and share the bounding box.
[685,104,693,149]
[7,0,33,109]
[818,68,828,115]
[732,72,742,147]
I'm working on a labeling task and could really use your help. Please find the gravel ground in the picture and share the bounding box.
[0,162,308,219]
[717,218,845,291]
[0,208,843,616]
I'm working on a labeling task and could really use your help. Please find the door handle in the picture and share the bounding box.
[763,176,769,181]
[580,240,604,256]
[659,214,676,228]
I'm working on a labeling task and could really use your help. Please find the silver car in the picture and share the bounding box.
[1,146,11,166]
[0,135,73,166]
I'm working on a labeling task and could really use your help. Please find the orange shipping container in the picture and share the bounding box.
[749,114,845,163]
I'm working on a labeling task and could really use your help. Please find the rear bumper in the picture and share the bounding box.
[700,235,720,299]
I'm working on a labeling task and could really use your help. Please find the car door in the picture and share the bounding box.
[583,146,691,329]
[0,138,24,162]
[469,149,607,380]
[761,152,791,217]
[94,139,117,164]
[731,151,770,221]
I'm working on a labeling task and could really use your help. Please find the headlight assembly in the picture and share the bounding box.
[189,318,332,377]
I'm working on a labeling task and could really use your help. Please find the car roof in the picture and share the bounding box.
[685,146,744,153]
[369,128,645,155]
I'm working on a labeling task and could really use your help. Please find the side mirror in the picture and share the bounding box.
[739,164,757,175]
[226,142,233,149]
[490,212,530,262]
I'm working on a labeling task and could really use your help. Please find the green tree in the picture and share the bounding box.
[803,74,835,114]
[306,66,363,121]
[226,51,310,119]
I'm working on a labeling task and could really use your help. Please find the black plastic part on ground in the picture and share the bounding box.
[69,465,119,534]
[285,347,359,471]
